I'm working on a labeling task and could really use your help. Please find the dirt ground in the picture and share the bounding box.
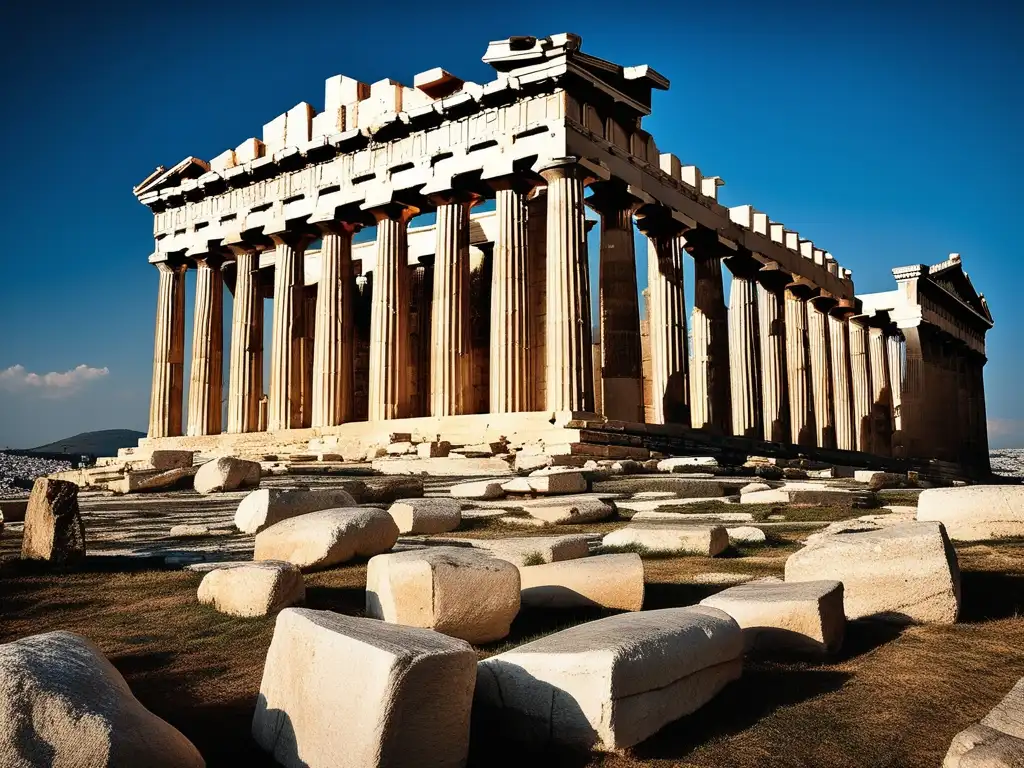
[2,517,1022,768]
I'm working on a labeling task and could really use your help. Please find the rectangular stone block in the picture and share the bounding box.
[285,103,314,147]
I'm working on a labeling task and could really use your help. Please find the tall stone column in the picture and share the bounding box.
[267,231,313,431]
[148,259,186,438]
[807,296,836,449]
[887,332,905,454]
[368,205,415,421]
[785,286,814,446]
[527,191,548,411]
[588,183,642,422]
[429,197,473,416]
[868,326,893,456]
[644,226,689,425]
[226,248,263,433]
[757,273,790,443]
[725,254,762,439]
[186,255,224,436]
[685,227,730,433]
[848,316,873,452]
[311,222,356,427]
[827,310,855,452]
[490,181,533,412]
[539,160,595,413]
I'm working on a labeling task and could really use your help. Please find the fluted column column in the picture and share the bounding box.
[368,205,415,421]
[539,159,594,413]
[641,220,689,425]
[887,332,905,455]
[757,272,790,442]
[226,248,263,433]
[588,183,642,422]
[429,197,473,416]
[186,254,224,436]
[725,254,762,438]
[868,325,893,456]
[785,286,814,446]
[148,259,186,438]
[267,231,314,431]
[685,227,731,433]
[827,309,855,451]
[807,296,836,449]
[490,180,533,412]
[849,316,873,452]
[311,222,356,427]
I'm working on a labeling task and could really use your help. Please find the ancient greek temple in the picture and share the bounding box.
[133,33,994,477]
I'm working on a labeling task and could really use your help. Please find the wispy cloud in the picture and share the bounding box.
[0,364,110,398]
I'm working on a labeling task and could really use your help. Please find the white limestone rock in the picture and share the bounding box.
[501,477,533,494]
[150,449,195,470]
[416,441,451,458]
[474,535,591,566]
[170,524,213,538]
[944,677,1024,767]
[387,498,461,534]
[785,521,961,624]
[602,523,729,556]
[450,480,505,499]
[254,507,399,570]
[657,457,719,472]
[519,553,644,611]
[701,579,845,654]
[525,470,588,495]
[727,526,767,545]
[235,487,357,534]
[194,456,261,494]
[632,511,754,524]
[739,482,773,495]
[198,561,305,617]
[525,499,612,525]
[475,606,742,750]
[366,547,520,643]
[253,608,475,768]
[514,452,554,473]
[0,631,204,767]
[917,485,1024,541]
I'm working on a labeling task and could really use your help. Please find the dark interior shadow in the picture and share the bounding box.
[304,584,367,615]
[643,581,720,609]
[480,605,623,650]
[959,570,1024,622]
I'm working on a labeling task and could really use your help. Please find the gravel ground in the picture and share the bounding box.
[0,453,71,499]
[990,449,1024,478]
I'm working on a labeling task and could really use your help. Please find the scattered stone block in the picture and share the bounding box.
[198,561,305,617]
[524,499,613,525]
[374,456,513,476]
[194,456,261,494]
[785,521,961,624]
[632,511,755,524]
[917,485,1024,541]
[592,477,728,497]
[701,579,845,654]
[235,487,357,534]
[500,515,548,527]
[387,498,461,534]
[754,465,785,480]
[944,676,1024,767]
[254,508,399,570]
[501,477,533,494]
[526,471,588,495]
[450,480,505,500]
[0,631,203,767]
[475,606,742,750]
[727,526,767,545]
[740,482,772,495]
[519,553,644,611]
[21,478,85,565]
[169,524,213,538]
[109,466,196,494]
[515,452,554,473]
[149,449,195,470]
[657,457,719,472]
[386,441,415,455]
[611,459,642,474]
[366,547,520,642]
[475,535,591,566]
[416,440,451,458]
[602,523,729,556]
[253,609,475,768]
[359,476,425,504]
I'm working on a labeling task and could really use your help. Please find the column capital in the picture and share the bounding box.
[784,281,816,301]
[723,250,763,279]
[683,225,734,260]
[635,203,693,239]
[151,257,188,275]
[192,253,225,270]
[585,180,643,216]
[426,189,482,208]
[365,203,419,224]
[829,298,859,319]
[755,265,793,293]
[486,172,541,196]
[538,156,608,186]
[315,220,360,237]
[809,293,838,313]
[221,229,273,255]
[270,230,318,250]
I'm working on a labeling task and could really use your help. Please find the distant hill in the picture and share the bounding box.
[29,429,146,457]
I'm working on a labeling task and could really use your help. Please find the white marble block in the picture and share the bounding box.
[602,523,729,556]
[519,553,645,611]
[254,508,398,570]
[387,498,461,534]
[917,485,1024,541]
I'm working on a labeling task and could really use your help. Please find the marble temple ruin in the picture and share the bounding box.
[131,33,994,478]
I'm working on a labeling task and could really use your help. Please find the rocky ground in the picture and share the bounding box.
[0,453,71,498]
[990,448,1024,478]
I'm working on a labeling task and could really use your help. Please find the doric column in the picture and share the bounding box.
[848,316,873,452]
[807,296,836,449]
[887,332,905,453]
[226,247,263,434]
[588,183,642,422]
[311,222,356,427]
[785,286,815,446]
[539,159,595,413]
[148,259,186,438]
[641,219,689,425]
[725,253,763,438]
[429,197,473,416]
[757,272,790,443]
[490,180,533,412]
[685,227,731,433]
[827,308,855,452]
[368,205,415,421]
[527,191,548,411]
[267,230,314,431]
[868,325,893,455]
[186,254,224,436]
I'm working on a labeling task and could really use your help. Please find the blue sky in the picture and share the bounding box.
[0,0,1021,449]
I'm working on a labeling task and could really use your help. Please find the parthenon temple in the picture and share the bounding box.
[132,33,994,478]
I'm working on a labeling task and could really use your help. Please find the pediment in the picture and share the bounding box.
[928,257,993,324]
[133,156,211,198]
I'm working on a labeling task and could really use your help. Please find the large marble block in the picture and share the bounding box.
[917,485,1024,541]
